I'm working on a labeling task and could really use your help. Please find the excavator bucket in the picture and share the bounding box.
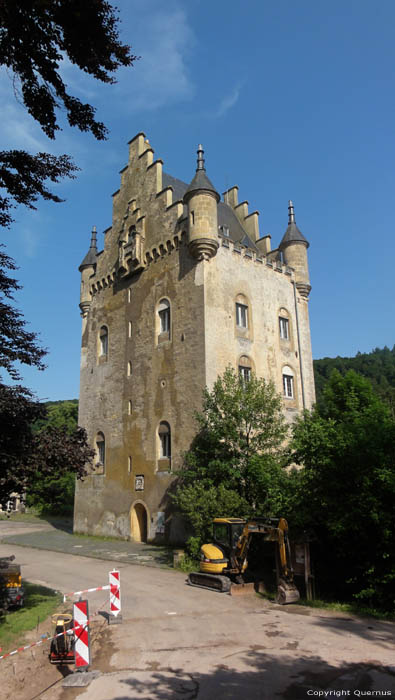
[275,579,300,605]
[230,582,255,596]
[230,581,267,596]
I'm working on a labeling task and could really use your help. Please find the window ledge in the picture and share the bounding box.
[157,458,171,472]
[157,332,170,345]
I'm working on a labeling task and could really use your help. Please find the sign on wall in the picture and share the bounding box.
[135,475,144,491]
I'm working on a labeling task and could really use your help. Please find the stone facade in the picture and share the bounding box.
[74,132,315,542]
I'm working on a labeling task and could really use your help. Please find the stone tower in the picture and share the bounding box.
[74,133,315,542]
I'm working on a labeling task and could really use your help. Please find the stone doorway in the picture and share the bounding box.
[131,501,148,542]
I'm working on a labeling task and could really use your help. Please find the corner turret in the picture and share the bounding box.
[279,201,311,298]
[183,145,219,261]
[79,225,97,317]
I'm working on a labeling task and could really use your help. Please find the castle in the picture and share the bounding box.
[74,132,315,542]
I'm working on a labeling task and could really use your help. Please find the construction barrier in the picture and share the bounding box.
[109,569,121,618]
[63,585,110,603]
[0,570,120,662]
[73,599,90,670]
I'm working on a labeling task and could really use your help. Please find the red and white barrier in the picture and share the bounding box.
[73,600,90,670]
[109,569,121,617]
[63,585,109,603]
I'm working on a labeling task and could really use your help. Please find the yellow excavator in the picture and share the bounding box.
[188,517,300,604]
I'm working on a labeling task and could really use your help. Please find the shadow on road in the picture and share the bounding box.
[105,651,395,699]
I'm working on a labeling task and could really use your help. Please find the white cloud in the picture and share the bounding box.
[113,5,195,112]
[213,85,241,118]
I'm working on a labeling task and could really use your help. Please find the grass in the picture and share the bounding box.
[0,582,62,653]
[256,590,394,620]
[296,596,395,620]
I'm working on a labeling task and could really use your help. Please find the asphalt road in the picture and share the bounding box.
[1,521,395,700]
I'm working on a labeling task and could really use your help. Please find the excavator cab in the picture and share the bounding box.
[213,519,245,552]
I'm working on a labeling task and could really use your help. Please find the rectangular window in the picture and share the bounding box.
[97,441,105,465]
[279,317,289,340]
[236,303,248,328]
[159,307,170,333]
[160,432,171,458]
[239,366,251,383]
[128,456,132,474]
[283,374,294,398]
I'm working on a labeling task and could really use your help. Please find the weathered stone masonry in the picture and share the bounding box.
[74,132,315,542]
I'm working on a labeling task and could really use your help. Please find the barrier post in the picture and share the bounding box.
[109,569,122,624]
[73,600,90,670]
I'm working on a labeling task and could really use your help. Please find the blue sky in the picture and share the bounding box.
[1,0,394,401]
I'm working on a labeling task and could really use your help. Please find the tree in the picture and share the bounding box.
[290,370,395,611]
[33,399,78,434]
[0,1,135,507]
[0,247,46,379]
[0,0,136,226]
[173,368,294,552]
[0,384,94,511]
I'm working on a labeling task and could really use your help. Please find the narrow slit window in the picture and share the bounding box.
[99,326,108,357]
[158,422,171,459]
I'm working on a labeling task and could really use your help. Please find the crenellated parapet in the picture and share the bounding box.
[223,185,260,242]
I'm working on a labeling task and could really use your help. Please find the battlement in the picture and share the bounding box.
[223,185,260,242]
[218,232,294,279]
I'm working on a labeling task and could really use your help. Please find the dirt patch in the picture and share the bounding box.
[0,614,107,700]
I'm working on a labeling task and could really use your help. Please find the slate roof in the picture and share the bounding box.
[79,228,98,270]
[163,172,258,252]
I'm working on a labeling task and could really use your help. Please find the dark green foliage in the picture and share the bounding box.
[290,370,395,611]
[173,368,294,554]
[0,384,93,511]
[0,150,78,229]
[0,0,135,140]
[314,346,395,413]
[33,399,78,434]
[0,0,136,227]
[0,247,46,379]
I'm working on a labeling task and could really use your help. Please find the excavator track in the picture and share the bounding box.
[187,572,232,593]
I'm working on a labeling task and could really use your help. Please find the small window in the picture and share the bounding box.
[128,289,131,303]
[158,421,171,458]
[128,456,132,474]
[128,321,132,338]
[158,299,170,334]
[236,302,248,328]
[238,355,252,384]
[279,317,289,340]
[282,365,294,399]
[99,326,108,357]
[127,361,132,376]
[128,400,132,415]
[157,299,171,344]
[95,431,105,472]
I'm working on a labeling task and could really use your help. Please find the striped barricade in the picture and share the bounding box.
[73,599,90,670]
[109,569,121,619]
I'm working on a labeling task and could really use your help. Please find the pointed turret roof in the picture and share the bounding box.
[280,201,309,248]
[183,145,220,202]
[79,226,98,271]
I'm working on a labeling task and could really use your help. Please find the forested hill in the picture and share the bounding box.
[314,345,395,408]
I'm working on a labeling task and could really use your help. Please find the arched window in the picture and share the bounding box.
[99,326,108,357]
[95,431,105,473]
[158,299,171,335]
[238,355,253,383]
[282,365,294,399]
[158,421,171,459]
